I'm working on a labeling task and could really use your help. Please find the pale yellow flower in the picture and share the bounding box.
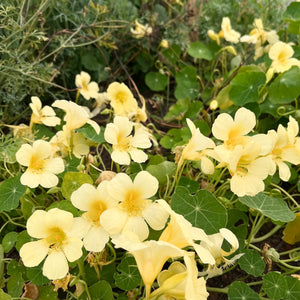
[100,171,169,241]
[52,100,100,134]
[240,19,268,45]
[130,20,152,39]
[19,208,85,280]
[159,39,169,49]
[266,116,300,181]
[50,129,90,158]
[29,96,60,127]
[212,107,256,150]
[199,228,242,278]
[207,29,221,45]
[75,71,99,100]
[106,82,138,117]
[71,182,118,252]
[16,140,64,188]
[269,41,300,73]
[112,237,184,300]
[219,17,240,44]
[178,119,215,174]
[157,200,215,265]
[104,116,151,165]
[226,140,273,196]
[149,253,209,300]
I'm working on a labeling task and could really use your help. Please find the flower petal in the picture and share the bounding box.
[43,250,68,280]
[20,240,48,267]
[62,238,83,262]
[133,171,158,199]
[83,226,109,252]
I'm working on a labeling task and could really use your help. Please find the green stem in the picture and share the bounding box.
[206,287,228,294]
[250,225,282,244]
[270,183,299,208]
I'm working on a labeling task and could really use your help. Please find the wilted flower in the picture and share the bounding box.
[100,171,168,241]
[130,20,152,39]
[104,116,151,165]
[16,140,64,188]
[19,208,85,280]
[269,42,300,73]
[75,71,99,100]
[199,228,242,278]
[29,96,60,127]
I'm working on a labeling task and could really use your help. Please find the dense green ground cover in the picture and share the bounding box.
[1,1,300,299]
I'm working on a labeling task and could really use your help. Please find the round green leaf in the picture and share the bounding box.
[171,187,227,234]
[239,193,295,223]
[229,65,266,105]
[0,289,12,300]
[228,281,260,300]
[61,172,93,200]
[268,67,300,104]
[262,272,287,300]
[187,41,213,60]
[175,66,199,100]
[38,286,58,299]
[178,177,200,193]
[114,255,141,290]
[238,249,265,277]
[0,175,26,212]
[2,232,18,253]
[7,272,24,297]
[284,275,300,300]
[145,72,168,91]
[89,280,114,300]
[146,161,176,184]
[284,2,300,21]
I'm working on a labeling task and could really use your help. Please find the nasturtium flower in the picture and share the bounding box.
[212,107,256,149]
[29,96,60,127]
[19,208,85,280]
[266,116,300,181]
[100,171,168,241]
[157,200,215,265]
[269,41,300,73]
[199,228,242,278]
[104,116,151,165]
[52,100,100,134]
[226,140,273,196]
[16,140,64,188]
[219,17,240,44]
[130,20,152,39]
[71,182,117,252]
[149,253,209,300]
[50,129,90,158]
[207,29,221,45]
[75,71,99,100]
[159,39,169,49]
[178,119,215,174]
[106,82,138,116]
[112,237,184,300]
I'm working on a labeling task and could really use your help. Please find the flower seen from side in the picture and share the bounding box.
[16,139,64,188]
[29,96,60,128]
[219,17,240,44]
[75,71,99,100]
[130,20,152,39]
[19,208,85,280]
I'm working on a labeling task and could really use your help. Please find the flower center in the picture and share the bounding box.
[81,80,89,91]
[29,155,45,172]
[120,189,146,216]
[85,201,107,224]
[115,135,132,152]
[115,91,128,104]
[46,227,66,249]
